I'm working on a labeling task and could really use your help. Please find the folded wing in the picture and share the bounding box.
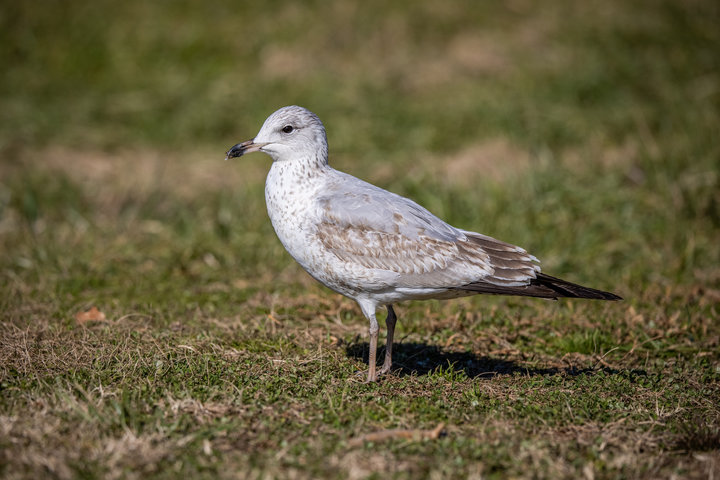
[315,174,541,291]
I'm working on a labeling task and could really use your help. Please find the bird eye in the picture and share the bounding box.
[282,125,294,134]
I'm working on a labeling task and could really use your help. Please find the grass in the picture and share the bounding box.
[1,0,719,478]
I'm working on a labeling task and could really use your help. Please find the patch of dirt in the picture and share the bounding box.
[563,137,640,170]
[22,146,269,197]
[430,138,533,186]
[447,32,511,75]
[260,45,314,80]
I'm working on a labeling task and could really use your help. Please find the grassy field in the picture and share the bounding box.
[1,0,719,478]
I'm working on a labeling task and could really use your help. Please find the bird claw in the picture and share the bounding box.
[352,369,378,383]
[378,364,393,376]
[353,364,393,383]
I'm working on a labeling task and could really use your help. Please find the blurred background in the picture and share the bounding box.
[1,2,719,477]
[1,0,718,312]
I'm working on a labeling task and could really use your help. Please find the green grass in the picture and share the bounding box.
[1,0,719,478]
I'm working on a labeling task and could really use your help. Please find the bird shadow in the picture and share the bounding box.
[345,341,634,379]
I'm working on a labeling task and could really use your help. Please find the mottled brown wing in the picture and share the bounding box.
[315,184,541,289]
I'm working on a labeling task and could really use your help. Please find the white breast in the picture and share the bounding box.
[265,161,320,264]
[264,161,401,300]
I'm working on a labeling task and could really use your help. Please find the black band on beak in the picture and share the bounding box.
[225,140,254,159]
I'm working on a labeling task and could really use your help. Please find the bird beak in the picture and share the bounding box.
[225,139,269,160]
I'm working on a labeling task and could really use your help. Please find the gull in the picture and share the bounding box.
[226,106,621,382]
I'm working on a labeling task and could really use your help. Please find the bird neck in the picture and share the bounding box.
[265,156,331,224]
[271,151,330,179]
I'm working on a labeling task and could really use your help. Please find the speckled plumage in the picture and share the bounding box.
[226,105,621,382]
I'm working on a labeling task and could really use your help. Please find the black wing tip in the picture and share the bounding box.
[456,274,623,301]
[533,273,622,301]
[575,290,623,301]
[603,291,623,301]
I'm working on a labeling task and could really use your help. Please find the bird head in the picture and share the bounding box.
[225,105,328,165]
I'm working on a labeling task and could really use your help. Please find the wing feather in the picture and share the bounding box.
[315,174,540,289]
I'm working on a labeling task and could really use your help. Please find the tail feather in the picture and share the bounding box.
[458,273,622,301]
[531,273,622,300]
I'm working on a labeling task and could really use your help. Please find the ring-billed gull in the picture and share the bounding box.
[226,106,621,382]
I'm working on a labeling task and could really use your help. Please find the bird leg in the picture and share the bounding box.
[379,305,396,376]
[366,314,379,382]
